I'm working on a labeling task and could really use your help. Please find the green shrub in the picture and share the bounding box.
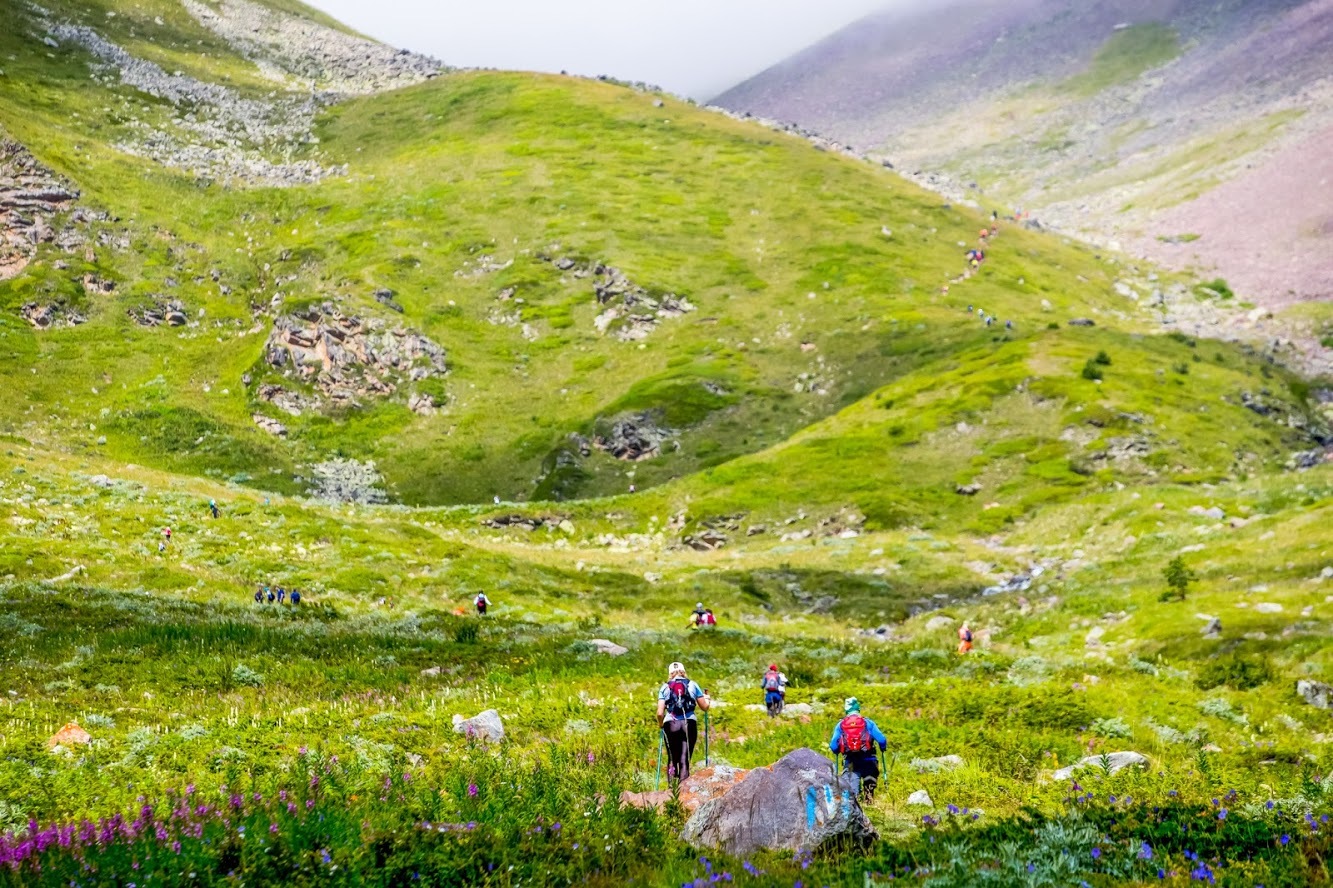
[231,663,264,687]
[1195,654,1275,691]
[1081,360,1104,381]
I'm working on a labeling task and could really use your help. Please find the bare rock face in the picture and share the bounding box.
[680,748,877,856]
[262,302,446,408]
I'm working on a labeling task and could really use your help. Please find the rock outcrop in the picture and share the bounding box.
[593,412,676,461]
[1,135,80,281]
[680,748,876,855]
[262,303,446,407]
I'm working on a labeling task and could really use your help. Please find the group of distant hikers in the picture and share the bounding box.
[656,659,889,800]
[254,584,302,605]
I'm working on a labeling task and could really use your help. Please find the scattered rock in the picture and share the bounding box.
[129,299,188,327]
[20,301,84,328]
[680,748,876,855]
[1254,603,1284,614]
[1201,616,1222,639]
[1051,751,1149,781]
[1297,680,1333,709]
[586,639,628,657]
[925,615,954,632]
[955,483,981,495]
[407,392,437,415]
[1068,318,1096,327]
[1188,505,1226,521]
[684,530,727,551]
[906,789,934,807]
[87,474,113,488]
[452,709,504,743]
[419,666,441,677]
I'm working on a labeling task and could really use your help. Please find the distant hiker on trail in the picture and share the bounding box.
[277,587,286,604]
[761,663,788,717]
[290,589,301,605]
[830,697,888,801]
[254,587,263,604]
[475,592,491,616]
[958,621,973,654]
[688,602,707,629]
[267,587,275,604]
[209,499,219,519]
[701,608,716,627]
[657,661,711,782]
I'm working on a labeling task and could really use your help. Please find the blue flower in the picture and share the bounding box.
[1139,842,1154,860]
[1218,809,1227,821]
[1091,848,1101,860]
[1266,800,1275,810]
[1280,834,1290,846]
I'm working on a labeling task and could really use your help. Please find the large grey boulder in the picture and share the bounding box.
[1297,680,1333,709]
[681,747,876,855]
[587,639,628,656]
[1051,751,1149,781]
[452,709,504,743]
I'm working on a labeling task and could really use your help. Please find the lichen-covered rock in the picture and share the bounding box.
[1051,751,1149,781]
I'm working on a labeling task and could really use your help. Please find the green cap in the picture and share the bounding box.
[844,696,860,714]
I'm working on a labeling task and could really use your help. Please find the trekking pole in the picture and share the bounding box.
[654,728,665,791]
[703,711,710,768]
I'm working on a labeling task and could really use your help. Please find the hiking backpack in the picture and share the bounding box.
[963,629,973,642]
[838,715,872,753]
[664,678,697,718]
[762,670,782,692]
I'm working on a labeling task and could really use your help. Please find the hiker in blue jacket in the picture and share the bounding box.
[829,697,887,800]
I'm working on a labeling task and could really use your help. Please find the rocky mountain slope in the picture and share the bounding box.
[3,1,1333,885]
[10,0,1326,510]
[714,0,1333,309]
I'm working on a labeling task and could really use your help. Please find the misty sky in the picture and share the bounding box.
[306,0,888,99]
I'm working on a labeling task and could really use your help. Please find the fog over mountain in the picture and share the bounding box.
[306,0,890,98]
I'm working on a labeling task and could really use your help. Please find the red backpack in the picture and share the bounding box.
[763,670,782,691]
[838,715,872,753]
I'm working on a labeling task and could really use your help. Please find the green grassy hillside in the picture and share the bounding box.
[2,0,1333,885]
[6,0,1320,511]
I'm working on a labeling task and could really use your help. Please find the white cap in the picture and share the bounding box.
[668,661,686,679]
[696,602,703,609]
